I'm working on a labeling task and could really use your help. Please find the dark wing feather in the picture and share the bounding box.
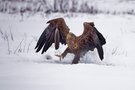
[78,22,106,60]
[54,28,60,49]
[78,22,97,51]
[96,43,104,60]
[35,24,55,52]
[93,27,106,45]
[35,18,69,54]
[41,27,55,54]
[86,22,106,46]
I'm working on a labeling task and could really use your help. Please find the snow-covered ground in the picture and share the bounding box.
[0,13,135,90]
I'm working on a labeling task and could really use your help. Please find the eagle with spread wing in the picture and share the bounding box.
[35,18,106,64]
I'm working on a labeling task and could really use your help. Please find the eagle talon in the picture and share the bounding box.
[55,54,62,61]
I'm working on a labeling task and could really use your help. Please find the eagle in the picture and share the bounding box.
[35,18,106,64]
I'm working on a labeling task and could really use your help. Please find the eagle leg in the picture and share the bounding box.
[55,48,71,61]
[72,55,80,64]
[61,48,71,58]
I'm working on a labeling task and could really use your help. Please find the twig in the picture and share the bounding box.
[5,31,11,54]
[0,29,6,40]
[27,38,34,53]
[10,28,14,41]
[23,35,27,53]
[14,38,24,54]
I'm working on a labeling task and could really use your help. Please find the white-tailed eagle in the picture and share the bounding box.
[35,18,106,64]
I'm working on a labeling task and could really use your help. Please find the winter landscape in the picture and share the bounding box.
[0,0,135,90]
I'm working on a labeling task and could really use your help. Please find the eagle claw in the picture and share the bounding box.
[55,54,63,61]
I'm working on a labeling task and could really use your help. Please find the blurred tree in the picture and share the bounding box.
[0,0,101,15]
[59,0,69,13]
[80,2,90,13]
[70,0,78,12]
[54,0,59,12]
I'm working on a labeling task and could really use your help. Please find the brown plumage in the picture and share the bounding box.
[35,18,106,64]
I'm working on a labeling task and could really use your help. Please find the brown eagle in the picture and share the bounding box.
[35,18,106,64]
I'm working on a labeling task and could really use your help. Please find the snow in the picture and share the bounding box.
[1,11,135,90]
[0,62,135,90]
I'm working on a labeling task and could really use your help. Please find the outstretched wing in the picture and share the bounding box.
[78,22,106,60]
[35,18,69,54]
